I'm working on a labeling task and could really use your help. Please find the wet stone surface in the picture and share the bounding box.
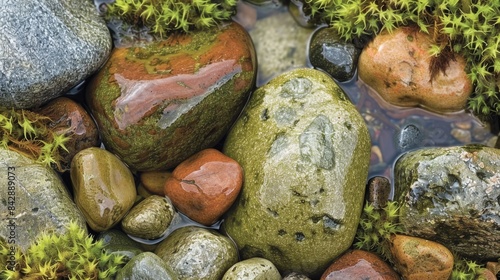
[223,68,371,278]
[394,145,500,260]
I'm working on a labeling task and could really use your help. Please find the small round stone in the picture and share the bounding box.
[115,252,178,280]
[121,195,175,240]
[155,226,238,280]
[222,258,281,280]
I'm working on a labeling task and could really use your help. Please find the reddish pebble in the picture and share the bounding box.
[321,249,399,280]
[164,148,243,226]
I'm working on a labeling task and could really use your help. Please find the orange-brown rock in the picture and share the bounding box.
[139,171,171,195]
[320,249,399,280]
[37,97,99,171]
[86,21,256,172]
[389,234,454,280]
[164,148,243,226]
[358,26,472,113]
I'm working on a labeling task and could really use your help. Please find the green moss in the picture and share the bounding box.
[451,255,487,280]
[0,108,71,172]
[105,0,238,37]
[304,0,500,116]
[0,221,125,280]
[354,200,403,260]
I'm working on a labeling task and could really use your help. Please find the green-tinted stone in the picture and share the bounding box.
[115,252,179,280]
[0,149,87,250]
[155,226,238,280]
[70,147,137,232]
[394,145,500,260]
[97,229,144,262]
[121,195,175,240]
[86,21,256,172]
[222,257,281,280]
[222,68,371,277]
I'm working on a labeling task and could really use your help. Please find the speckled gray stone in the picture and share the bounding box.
[115,252,179,280]
[0,0,111,109]
[155,226,239,280]
[0,149,87,250]
[394,145,500,260]
[222,257,281,280]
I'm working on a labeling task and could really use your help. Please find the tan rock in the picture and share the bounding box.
[358,26,472,113]
[139,171,171,195]
[70,147,136,232]
[389,234,454,280]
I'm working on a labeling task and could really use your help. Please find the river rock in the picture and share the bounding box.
[309,27,361,82]
[86,21,256,172]
[121,195,175,240]
[389,235,454,280]
[140,171,171,196]
[282,272,311,280]
[97,229,144,262]
[155,226,238,280]
[0,0,111,109]
[394,145,500,260]
[36,97,100,171]
[115,252,179,280]
[164,148,243,226]
[358,26,472,112]
[0,149,86,250]
[222,68,371,277]
[222,257,281,280]
[320,249,399,280]
[70,147,136,232]
[249,10,313,86]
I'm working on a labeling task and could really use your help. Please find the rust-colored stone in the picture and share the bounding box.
[358,26,472,113]
[37,97,99,171]
[321,250,399,280]
[164,148,243,226]
[389,234,454,280]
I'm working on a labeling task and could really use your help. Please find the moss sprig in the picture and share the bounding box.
[105,0,238,38]
[354,200,403,260]
[304,0,500,116]
[0,221,125,280]
[0,108,71,172]
[451,255,487,280]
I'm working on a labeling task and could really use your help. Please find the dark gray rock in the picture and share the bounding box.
[308,27,361,82]
[0,0,111,109]
[394,145,500,260]
[0,149,87,250]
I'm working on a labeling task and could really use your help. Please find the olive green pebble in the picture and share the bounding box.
[222,257,281,280]
[121,195,175,240]
[155,226,238,280]
[115,252,179,280]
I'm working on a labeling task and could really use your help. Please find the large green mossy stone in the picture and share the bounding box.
[394,145,500,260]
[222,68,371,277]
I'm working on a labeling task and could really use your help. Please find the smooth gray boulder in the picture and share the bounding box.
[0,149,87,250]
[394,145,500,260]
[0,0,111,109]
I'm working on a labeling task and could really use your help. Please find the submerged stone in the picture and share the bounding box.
[87,21,256,171]
[223,68,371,277]
[394,145,500,260]
[0,0,111,109]
[0,149,87,250]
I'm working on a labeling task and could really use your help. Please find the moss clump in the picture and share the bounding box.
[451,256,487,280]
[303,0,500,116]
[0,221,125,280]
[0,108,71,172]
[105,0,238,37]
[354,200,403,260]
